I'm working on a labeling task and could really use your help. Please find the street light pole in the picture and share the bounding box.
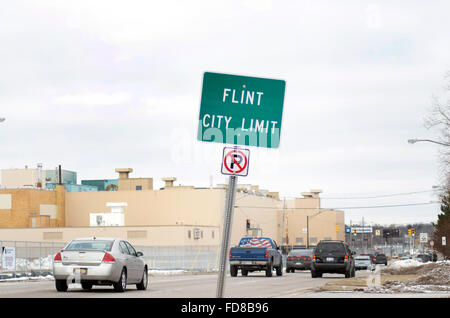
[408,138,450,147]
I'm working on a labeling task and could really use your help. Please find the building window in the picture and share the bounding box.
[296,237,303,243]
[136,185,142,190]
[324,237,332,241]
[310,237,318,244]
[188,230,191,239]
[212,231,215,239]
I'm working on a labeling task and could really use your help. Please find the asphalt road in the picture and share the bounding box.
[0,270,353,298]
[1,270,448,298]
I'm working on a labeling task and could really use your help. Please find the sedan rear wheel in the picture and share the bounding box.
[114,269,127,292]
[136,268,148,290]
[55,279,68,292]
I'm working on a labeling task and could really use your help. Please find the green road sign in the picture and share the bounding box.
[197,72,286,148]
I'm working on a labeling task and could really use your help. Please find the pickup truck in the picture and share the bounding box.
[229,237,283,277]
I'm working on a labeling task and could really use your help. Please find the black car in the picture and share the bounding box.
[310,240,355,278]
[374,253,388,265]
[286,249,314,272]
[417,254,432,263]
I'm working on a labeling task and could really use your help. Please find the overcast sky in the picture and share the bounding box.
[1,0,449,226]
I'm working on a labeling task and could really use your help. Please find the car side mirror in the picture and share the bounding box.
[137,252,144,257]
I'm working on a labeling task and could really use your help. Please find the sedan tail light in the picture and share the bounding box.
[265,250,269,259]
[344,254,349,261]
[102,252,116,263]
[54,252,62,263]
[312,254,316,261]
[229,250,232,259]
[307,257,311,261]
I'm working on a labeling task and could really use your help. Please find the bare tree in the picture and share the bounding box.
[424,71,450,192]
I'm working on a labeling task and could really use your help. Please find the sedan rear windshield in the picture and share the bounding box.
[289,250,313,256]
[65,240,114,251]
[316,243,346,254]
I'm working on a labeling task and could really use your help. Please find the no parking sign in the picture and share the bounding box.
[221,147,250,177]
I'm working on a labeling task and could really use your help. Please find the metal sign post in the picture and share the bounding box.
[216,174,238,298]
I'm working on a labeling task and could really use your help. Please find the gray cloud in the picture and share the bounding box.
[1,0,449,225]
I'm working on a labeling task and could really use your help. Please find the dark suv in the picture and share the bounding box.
[311,240,355,278]
[374,253,388,266]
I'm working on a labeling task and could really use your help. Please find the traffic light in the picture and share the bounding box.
[411,228,415,237]
[353,228,357,236]
[408,229,412,236]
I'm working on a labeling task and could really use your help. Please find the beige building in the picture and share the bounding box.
[278,190,345,249]
[0,167,345,247]
[115,168,153,191]
[0,225,219,247]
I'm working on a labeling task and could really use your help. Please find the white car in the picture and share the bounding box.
[354,255,374,271]
[53,237,148,292]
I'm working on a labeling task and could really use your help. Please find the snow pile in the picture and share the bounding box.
[366,260,450,294]
[415,261,450,285]
[10,255,54,272]
[148,269,188,276]
[382,259,423,275]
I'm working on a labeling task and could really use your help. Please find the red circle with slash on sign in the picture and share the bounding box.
[223,149,248,174]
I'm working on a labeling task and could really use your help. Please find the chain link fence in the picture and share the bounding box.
[0,241,220,279]
[0,241,66,279]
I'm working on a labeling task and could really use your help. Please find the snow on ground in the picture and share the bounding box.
[0,275,54,283]
[365,260,450,294]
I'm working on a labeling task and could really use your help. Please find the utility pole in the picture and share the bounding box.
[280,198,286,254]
[306,215,310,249]
[216,175,238,298]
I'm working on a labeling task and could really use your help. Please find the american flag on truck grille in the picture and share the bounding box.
[240,238,272,248]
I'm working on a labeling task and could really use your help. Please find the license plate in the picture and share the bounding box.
[326,257,334,262]
[296,262,303,265]
[73,268,88,275]
[241,261,252,265]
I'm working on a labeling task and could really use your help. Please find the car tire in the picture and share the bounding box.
[266,262,273,277]
[136,268,148,290]
[241,269,248,276]
[345,268,351,278]
[81,282,93,291]
[351,268,356,277]
[311,270,319,278]
[113,268,127,292]
[55,279,68,292]
[276,264,283,276]
[230,265,238,277]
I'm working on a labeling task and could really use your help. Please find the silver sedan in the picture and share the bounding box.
[53,237,148,292]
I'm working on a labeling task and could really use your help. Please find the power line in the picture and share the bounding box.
[235,201,439,211]
[321,190,435,200]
